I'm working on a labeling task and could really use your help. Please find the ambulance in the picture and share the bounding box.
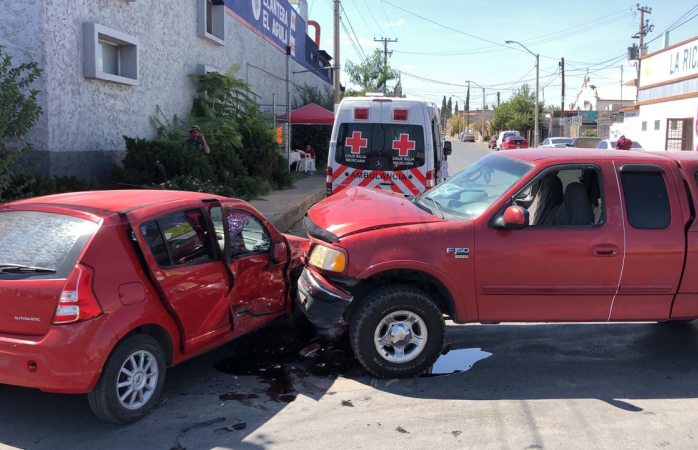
[326,97,451,197]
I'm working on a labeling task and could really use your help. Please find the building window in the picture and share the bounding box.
[666,118,694,151]
[83,23,138,86]
[198,0,225,46]
[654,120,660,130]
[641,121,647,131]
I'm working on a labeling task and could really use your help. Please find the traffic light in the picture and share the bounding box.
[275,127,283,144]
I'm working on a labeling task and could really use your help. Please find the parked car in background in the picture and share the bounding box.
[501,135,529,150]
[460,131,475,142]
[540,137,573,148]
[566,137,602,148]
[496,130,521,150]
[0,190,307,424]
[596,139,644,150]
[488,135,498,149]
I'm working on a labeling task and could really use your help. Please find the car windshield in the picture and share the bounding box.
[414,153,533,221]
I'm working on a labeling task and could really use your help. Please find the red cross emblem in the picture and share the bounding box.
[345,131,368,154]
[392,133,416,157]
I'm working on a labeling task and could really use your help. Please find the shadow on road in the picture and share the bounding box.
[1,320,698,448]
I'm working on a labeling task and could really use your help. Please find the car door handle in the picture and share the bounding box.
[592,244,618,257]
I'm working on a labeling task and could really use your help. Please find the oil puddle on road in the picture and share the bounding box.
[424,348,492,376]
[215,325,362,405]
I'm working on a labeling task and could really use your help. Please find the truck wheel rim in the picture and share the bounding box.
[116,350,159,410]
[373,310,428,363]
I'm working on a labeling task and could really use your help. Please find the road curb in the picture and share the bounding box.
[251,178,326,232]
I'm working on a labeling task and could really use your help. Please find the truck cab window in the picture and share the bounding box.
[516,168,603,227]
[621,170,670,229]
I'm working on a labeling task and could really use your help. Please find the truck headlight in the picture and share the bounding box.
[308,244,347,273]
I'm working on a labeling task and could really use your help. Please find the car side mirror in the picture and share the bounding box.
[443,141,452,155]
[271,241,288,265]
[493,205,529,230]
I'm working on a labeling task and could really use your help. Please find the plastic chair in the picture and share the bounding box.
[296,151,316,172]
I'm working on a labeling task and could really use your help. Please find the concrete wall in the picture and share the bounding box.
[3,0,331,178]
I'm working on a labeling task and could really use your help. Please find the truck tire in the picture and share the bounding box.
[349,286,444,378]
[88,334,166,424]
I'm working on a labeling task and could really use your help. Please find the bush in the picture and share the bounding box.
[2,174,100,201]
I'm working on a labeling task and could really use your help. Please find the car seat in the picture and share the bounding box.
[530,173,563,226]
[554,182,595,226]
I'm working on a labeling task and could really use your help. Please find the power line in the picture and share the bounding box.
[340,4,368,59]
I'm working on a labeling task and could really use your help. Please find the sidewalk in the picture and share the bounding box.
[250,173,325,232]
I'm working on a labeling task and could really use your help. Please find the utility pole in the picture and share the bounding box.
[465,81,470,128]
[620,65,624,106]
[374,37,397,94]
[333,0,340,105]
[632,4,653,99]
[560,57,565,112]
[496,91,500,107]
[285,45,291,161]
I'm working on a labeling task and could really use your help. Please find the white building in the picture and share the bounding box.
[572,74,636,112]
[1,0,333,179]
[612,35,698,151]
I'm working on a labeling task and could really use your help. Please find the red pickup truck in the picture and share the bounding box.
[298,149,698,378]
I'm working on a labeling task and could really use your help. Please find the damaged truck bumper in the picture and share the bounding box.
[297,267,353,328]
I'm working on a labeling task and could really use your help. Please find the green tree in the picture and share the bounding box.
[454,101,459,116]
[0,46,42,198]
[345,49,399,95]
[447,97,452,120]
[450,115,464,135]
[491,84,543,135]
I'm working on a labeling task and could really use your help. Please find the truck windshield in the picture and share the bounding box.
[415,153,533,220]
[335,123,426,171]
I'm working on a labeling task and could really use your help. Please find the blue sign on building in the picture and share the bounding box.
[224,0,331,83]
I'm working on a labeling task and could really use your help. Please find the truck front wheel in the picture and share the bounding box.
[349,286,445,377]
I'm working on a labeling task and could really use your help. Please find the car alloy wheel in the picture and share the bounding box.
[116,349,159,410]
[350,285,444,377]
[373,310,428,363]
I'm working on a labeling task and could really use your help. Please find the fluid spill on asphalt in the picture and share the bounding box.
[423,348,492,376]
[215,322,361,404]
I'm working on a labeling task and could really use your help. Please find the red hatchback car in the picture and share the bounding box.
[501,135,529,150]
[0,190,307,423]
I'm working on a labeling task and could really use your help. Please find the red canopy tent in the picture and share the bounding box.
[277,102,334,125]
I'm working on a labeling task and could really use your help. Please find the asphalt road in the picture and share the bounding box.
[5,142,698,449]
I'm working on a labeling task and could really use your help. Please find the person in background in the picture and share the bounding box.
[187,125,211,155]
[304,144,316,159]
[440,155,449,180]
[615,135,632,150]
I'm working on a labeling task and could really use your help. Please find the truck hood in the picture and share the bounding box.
[307,187,442,239]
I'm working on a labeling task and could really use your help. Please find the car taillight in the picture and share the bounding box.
[326,166,333,196]
[354,107,369,120]
[393,108,408,121]
[53,263,102,324]
[426,170,435,189]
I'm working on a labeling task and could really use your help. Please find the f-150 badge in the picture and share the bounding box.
[446,247,470,259]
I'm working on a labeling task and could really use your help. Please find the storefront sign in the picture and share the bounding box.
[224,0,304,58]
[642,36,698,87]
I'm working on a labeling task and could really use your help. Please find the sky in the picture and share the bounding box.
[306,0,698,109]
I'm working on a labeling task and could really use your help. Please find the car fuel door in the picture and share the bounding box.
[217,204,288,322]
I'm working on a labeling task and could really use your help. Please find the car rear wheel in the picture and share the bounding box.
[88,334,166,424]
[350,286,444,377]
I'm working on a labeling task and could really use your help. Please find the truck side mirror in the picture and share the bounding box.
[493,205,529,230]
[443,141,452,155]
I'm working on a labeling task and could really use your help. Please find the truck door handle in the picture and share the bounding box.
[592,244,618,257]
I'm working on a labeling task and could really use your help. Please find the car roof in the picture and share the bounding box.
[499,148,674,164]
[5,190,229,215]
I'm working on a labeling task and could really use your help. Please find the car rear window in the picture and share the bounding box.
[574,138,601,148]
[335,123,425,171]
[0,211,99,279]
